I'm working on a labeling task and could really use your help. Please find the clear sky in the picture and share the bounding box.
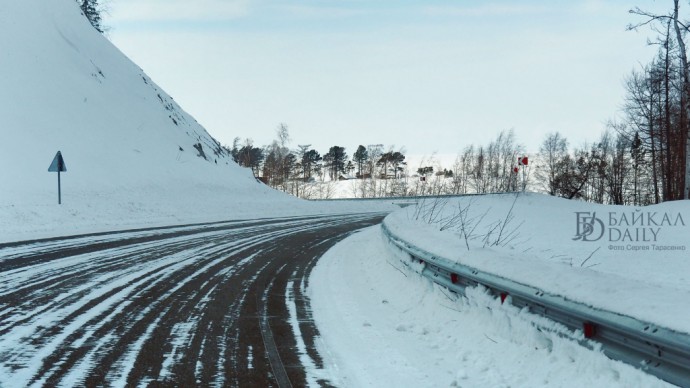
[103,0,668,158]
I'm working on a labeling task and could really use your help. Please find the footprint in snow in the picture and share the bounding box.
[396,323,413,332]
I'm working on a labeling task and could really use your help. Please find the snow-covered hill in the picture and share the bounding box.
[0,0,390,242]
[1,0,245,196]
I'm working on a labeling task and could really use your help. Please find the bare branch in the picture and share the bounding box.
[579,247,601,268]
[627,6,690,32]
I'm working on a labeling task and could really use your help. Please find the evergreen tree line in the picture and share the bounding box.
[225,124,411,199]
[226,125,528,200]
[224,119,685,203]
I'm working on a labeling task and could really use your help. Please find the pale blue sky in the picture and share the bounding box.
[104,0,669,158]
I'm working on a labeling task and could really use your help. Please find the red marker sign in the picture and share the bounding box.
[518,156,528,166]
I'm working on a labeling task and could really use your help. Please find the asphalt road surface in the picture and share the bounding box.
[0,213,385,387]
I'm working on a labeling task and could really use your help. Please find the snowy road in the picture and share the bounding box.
[0,214,384,387]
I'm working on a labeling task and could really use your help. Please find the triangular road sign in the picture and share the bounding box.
[48,151,67,172]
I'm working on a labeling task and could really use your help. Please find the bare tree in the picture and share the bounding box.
[535,132,569,195]
[629,0,690,199]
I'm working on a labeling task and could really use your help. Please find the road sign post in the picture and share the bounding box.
[517,156,528,193]
[48,151,67,204]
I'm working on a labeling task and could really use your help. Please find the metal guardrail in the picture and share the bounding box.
[381,220,690,387]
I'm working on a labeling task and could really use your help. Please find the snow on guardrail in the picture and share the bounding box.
[380,218,690,387]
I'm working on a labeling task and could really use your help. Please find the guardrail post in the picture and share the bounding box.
[583,322,597,339]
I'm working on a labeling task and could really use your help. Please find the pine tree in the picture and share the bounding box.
[377,151,406,179]
[353,145,368,178]
[300,149,322,181]
[323,146,347,179]
[79,0,103,33]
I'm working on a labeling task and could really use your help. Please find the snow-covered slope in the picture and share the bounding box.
[1,0,252,198]
[0,0,392,241]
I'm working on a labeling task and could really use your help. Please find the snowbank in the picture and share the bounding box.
[384,193,690,334]
[309,226,669,387]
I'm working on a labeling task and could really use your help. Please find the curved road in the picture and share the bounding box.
[0,213,385,387]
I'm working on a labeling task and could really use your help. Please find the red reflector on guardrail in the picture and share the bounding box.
[500,292,508,304]
[450,273,459,284]
[583,322,596,338]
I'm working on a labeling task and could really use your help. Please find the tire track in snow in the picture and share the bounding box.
[0,218,332,335]
[0,214,385,386]
[2,220,311,384]
[34,226,311,386]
